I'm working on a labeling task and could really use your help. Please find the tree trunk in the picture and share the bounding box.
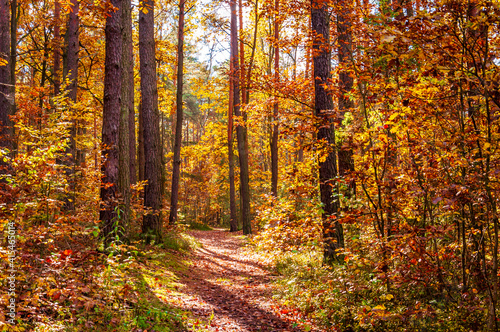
[231,0,252,235]
[10,0,16,153]
[140,0,162,242]
[228,49,238,232]
[119,0,132,239]
[169,0,185,225]
[0,0,12,172]
[62,0,79,211]
[311,0,342,263]
[337,0,355,196]
[123,0,136,185]
[271,0,279,197]
[53,0,61,95]
[100,0,122,245]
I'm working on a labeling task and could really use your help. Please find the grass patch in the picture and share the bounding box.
[187,222,213,231]
[161,231,200,252]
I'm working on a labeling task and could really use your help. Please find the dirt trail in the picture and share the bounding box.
[178,229,313,332]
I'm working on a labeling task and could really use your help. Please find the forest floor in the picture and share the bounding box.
[170,229,319,332]
[5,227,322,331]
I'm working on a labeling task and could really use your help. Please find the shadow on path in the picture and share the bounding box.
[178,229,306,332]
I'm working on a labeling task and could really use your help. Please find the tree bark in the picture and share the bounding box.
[311,0,342,263]
[123,0,136,185]
[53,0,61,95]
[9,0,16,151]
[100,0,123,245]
[228,37,238,232]
[140,0,162,242]
[0,0,12,171]
[119,0,132,239]
[62,0,79,211]
[337,0,355,195]
[231,0,252,235]
[169,0,185,225]
[271,0,279,197]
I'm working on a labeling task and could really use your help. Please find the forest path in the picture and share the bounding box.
[177,229,315,332]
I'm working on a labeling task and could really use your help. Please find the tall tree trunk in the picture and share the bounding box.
[169,0,185,225]
[311,0,342,263]
[9,0,16,153]
[53,0,61,95]
[337,0,355,196]
[228,45,238,232]
[140,0,162,242]
[0,0,12,173]
[123,0,136,185]
[62,0,79,211]
[100,0,122,245]
[231,0,252,235]
[270,0,279,197]
[119,0,132,239]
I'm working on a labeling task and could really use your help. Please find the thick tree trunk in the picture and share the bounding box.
[119,0,132,238]
[271,0,279,197]
[311,0,342,263]
[123,0,136,185]
[100,0,122,245]
[0,0,12,170]
[62,0,79,211]
[231,0,252,235]
[169,0,185,225]
[140,0,162,242]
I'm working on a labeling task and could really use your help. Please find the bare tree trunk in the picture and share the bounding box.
[118,0,132,239]
[123,0,136,185]
[169,0,185,225]
[311,0,342,263]
[62,0,79,211]
[53,0,61,95]
[337,0,355,196]
[0,0,12,173]
[228,49,238,232]
[100,0,122,245]
[140,0,162,242]
[10,0,16,152]
[231,0,252,235]
[271,0,279,197]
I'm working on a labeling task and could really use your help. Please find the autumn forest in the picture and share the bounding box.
[1,0,500,331]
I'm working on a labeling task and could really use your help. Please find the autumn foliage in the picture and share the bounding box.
[1,0,500,331]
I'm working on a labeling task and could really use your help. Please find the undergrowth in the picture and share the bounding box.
[265,248,486,332]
